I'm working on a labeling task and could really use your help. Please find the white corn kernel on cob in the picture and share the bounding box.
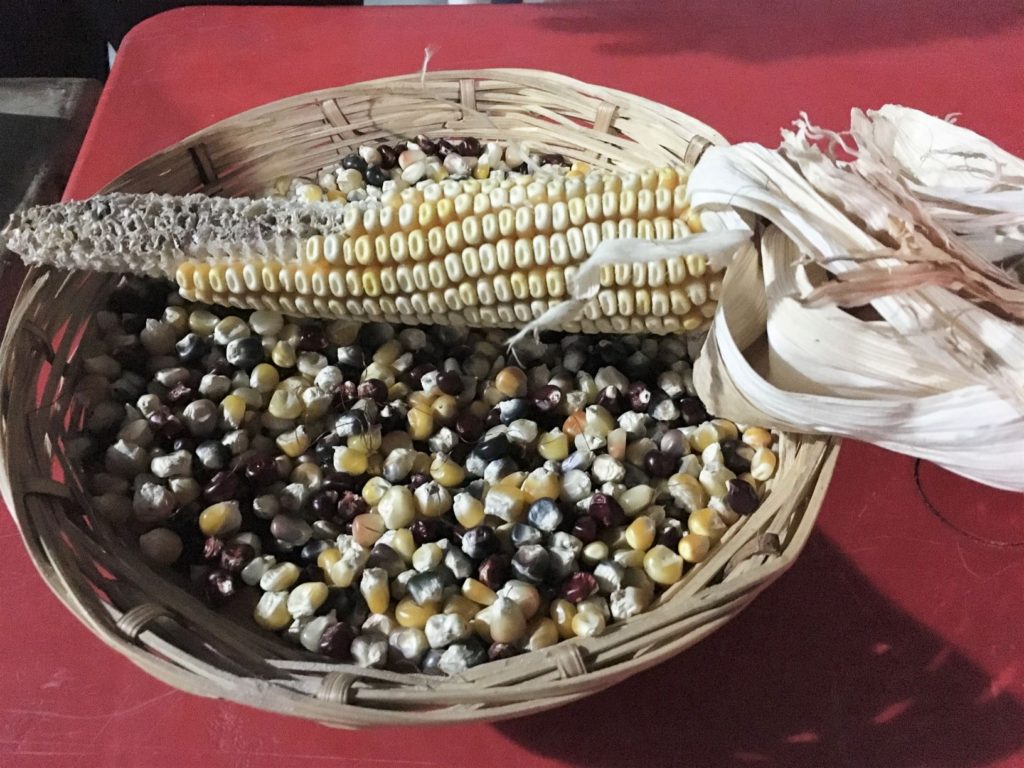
[2,169,723,334]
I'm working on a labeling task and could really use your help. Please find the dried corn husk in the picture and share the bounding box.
[688,106,1024,490]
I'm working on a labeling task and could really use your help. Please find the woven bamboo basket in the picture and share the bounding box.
[0,69,839,727]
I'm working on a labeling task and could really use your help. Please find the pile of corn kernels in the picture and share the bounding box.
[72,139,778,675]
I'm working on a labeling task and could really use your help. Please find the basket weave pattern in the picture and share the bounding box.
[0,70,838,727]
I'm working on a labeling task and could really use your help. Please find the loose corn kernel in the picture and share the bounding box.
[711,418,739,441]
[625,515,656,551]
[751,447,778,481]
[453,492,485,528]
[688,507,727,541]
[667,472,708,512]
[334,446,369,475]
[537,429,569,461]
[463,577,497,606]
[522,468,560,503]
[387,528,416,562]
[377,485,416,530]
[483,485,527,522]
[524,617,560,651]
[689,422,720,452]
[495,366,528,398]
[268,389,303,419]
[271,340,297,368]
[550,598,577,639]
[317,546,342,573]
[249,363,280,394]
[219,395,246,428]
[430,454,466,487]
[563,411,586,438]
[287,581,329,618]
[362,476,392,507]
[408,407,434,441]
[352,512,386,547]
[254,591,292,630]
[395,597,440,629]
[678,533,711,563]
[571,609,605,638]
[199,501,242,537]
[276,426,310,458]
[742,427,773,450]
[360,568,390,614]
[643,544,684,586]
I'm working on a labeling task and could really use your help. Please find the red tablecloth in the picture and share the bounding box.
[3,4,1024,766]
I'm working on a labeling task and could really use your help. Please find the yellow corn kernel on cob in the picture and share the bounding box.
[2,168,724,335]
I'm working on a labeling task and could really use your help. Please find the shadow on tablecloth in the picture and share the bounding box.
[539,0,1024,60]
[496,532,1024,768]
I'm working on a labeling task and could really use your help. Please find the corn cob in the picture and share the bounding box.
[2,169,724,335]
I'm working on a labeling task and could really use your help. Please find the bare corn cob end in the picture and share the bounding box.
[2,168,724,335]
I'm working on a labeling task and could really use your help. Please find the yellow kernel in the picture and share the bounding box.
[643,544,684,586]
[742,427,774,450]
[249,363,280,394]
[524,617,560,651]
[550,598,577,639]
[408,407,434,441]
[253,592,292,631]
[430,454,466,487]
[571,609,605,638]
[537,430,569,461]
[395,597,440,628]
[463,578,497,606]
[625,516,656,551]
[276,426,311,458]
[198,501,242,537]
[388,528,416,562]
[678,533,711,563]
[454,494,485,528]
[317,547,342,573]
[360,570,390,615]
[751,447,778,481]
[494,366,528,398]
[668,472,708,512]
[522,468,560,503]
[334,446,369,475]
[688,507,727,541]
[362,476,392,506]
[219,395,246,429]
[271,340,297,368]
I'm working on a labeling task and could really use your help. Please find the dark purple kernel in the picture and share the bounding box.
[410,518,447,546]
[436,371,464,396]
[595,386,623,416]
[558,572,598,604]
[477,554,511,590]
[587,492,625,528]
[726,479,759,516]
[203,470,240,503]
[455,413,484,443]
[656,524,683,552]
[531,384,563,414]
[570,515,598,544]
[626,382,652,413]
[644,449,677,479]
[377,144,398,170]
[296,325,327,352]
[220,541,255,574]
[357,379,388,404]
[678,397,709,426]
[204,569,236,604]
[319,622,356,660]
[244,454,278,487]
[202,536,224,562]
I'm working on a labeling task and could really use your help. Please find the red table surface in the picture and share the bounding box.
[3,3,1024,766]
